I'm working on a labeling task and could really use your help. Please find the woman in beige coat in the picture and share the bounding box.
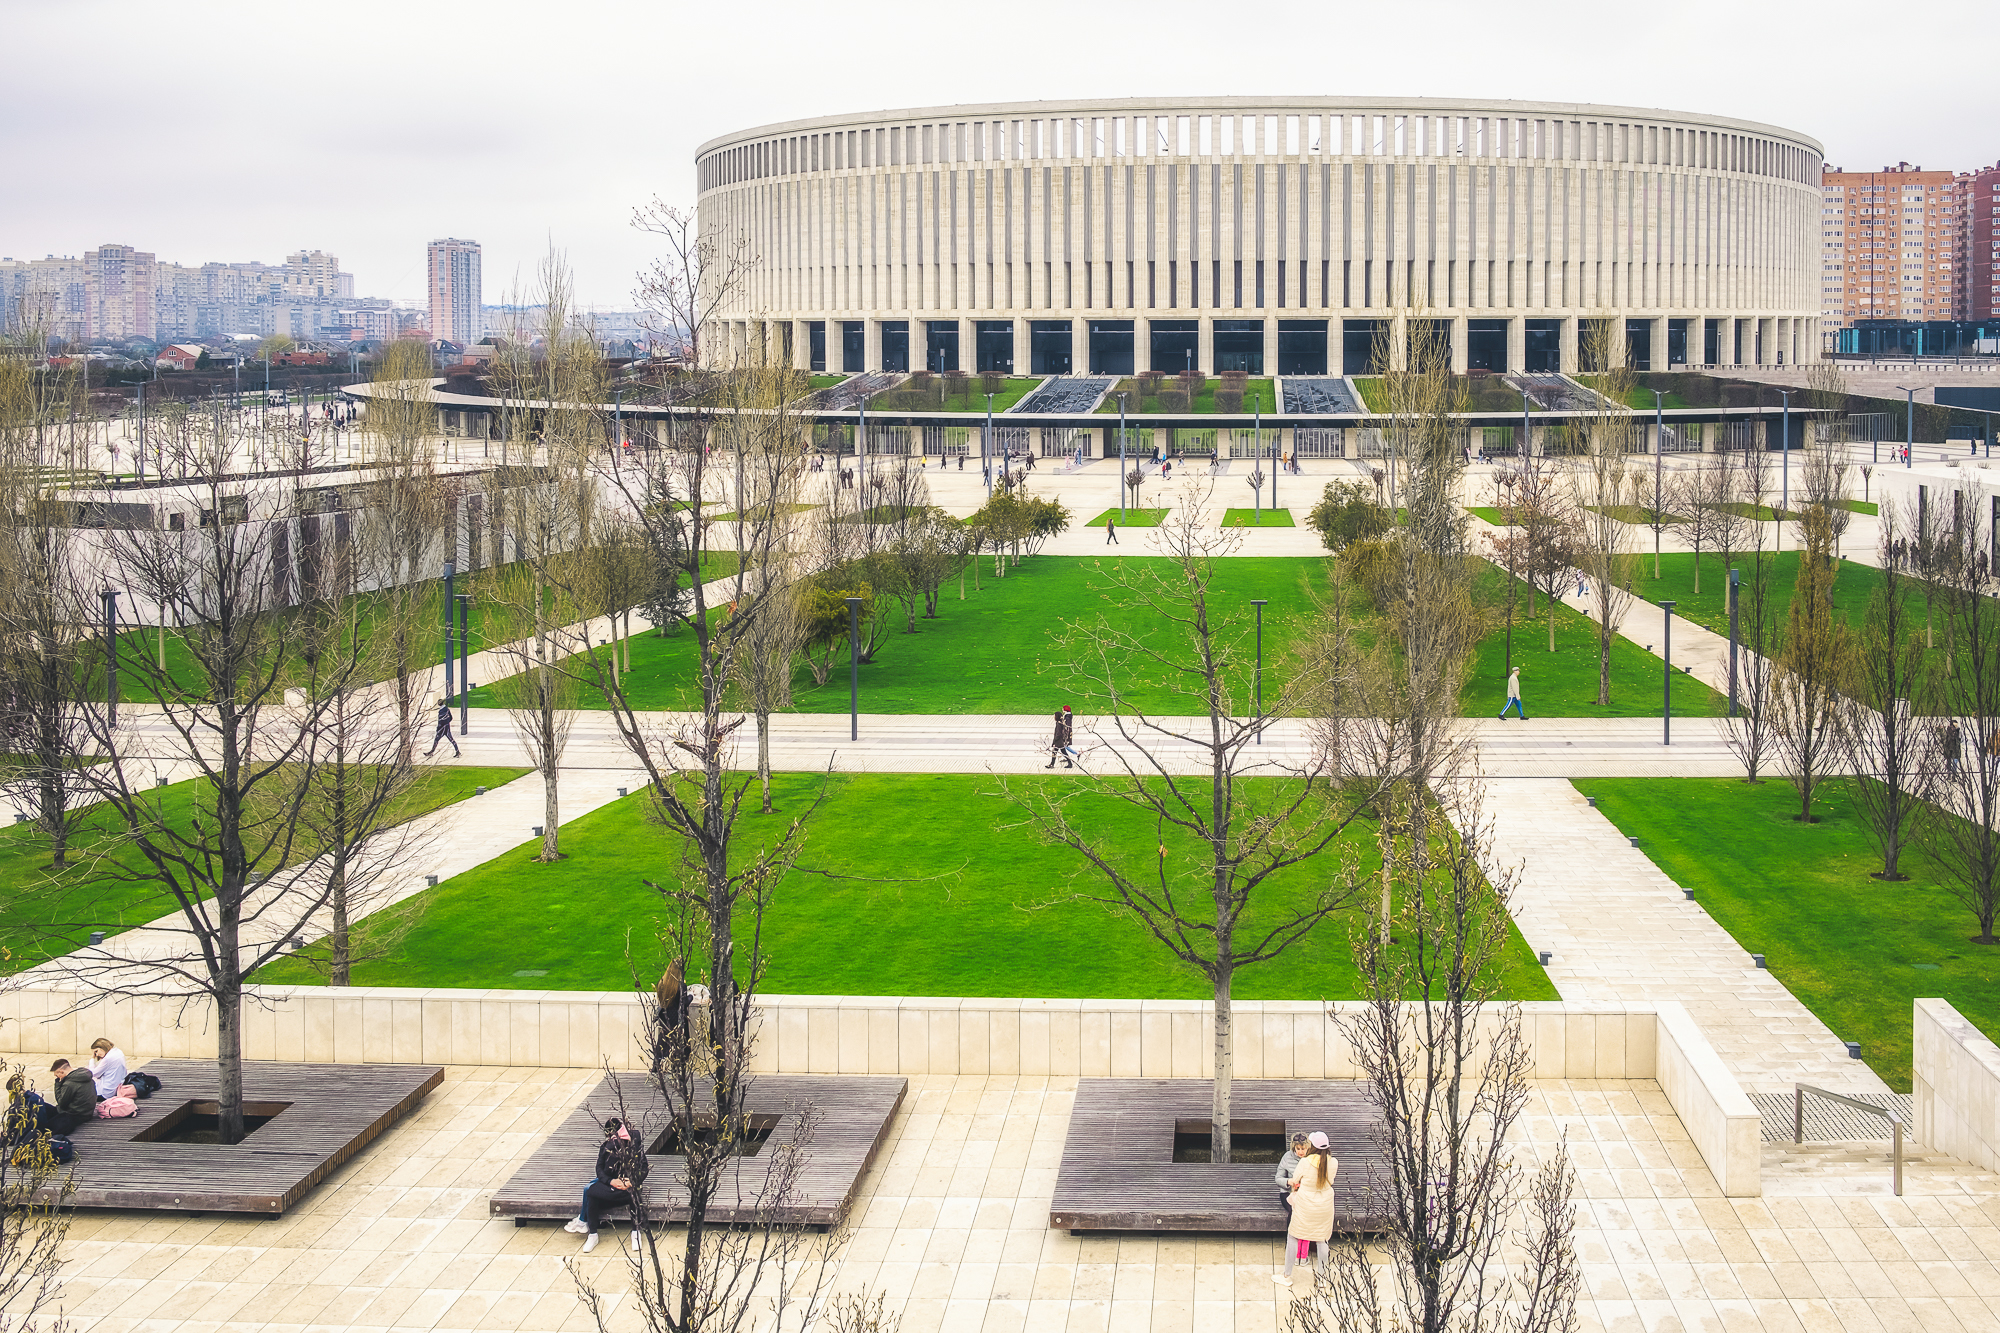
[1275,1130,1338,1287]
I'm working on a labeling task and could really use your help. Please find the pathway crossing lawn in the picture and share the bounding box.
[0,765,530,971]
[256,773,1558,1002]
[1465,566,1730,719]
[1572,776,2000,1092]
[1625,550,1886,641]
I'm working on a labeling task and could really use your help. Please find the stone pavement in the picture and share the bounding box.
[1467,778,1888,1099]
[38,1066,2000,1333]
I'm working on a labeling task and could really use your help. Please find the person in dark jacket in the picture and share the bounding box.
[653,958,694,1062]
[42,1060,95,1135]
[1044,706,1078,769]
[424,700,459,758]
[565,1117,651,1252]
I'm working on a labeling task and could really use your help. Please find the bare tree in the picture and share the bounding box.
[1009,490,1383,1163]
[1569,322,1637,706]
[62,414,430,1143]
[1769,508,1851,823]
[0,1063,74,1333]
[1295,787,1580,1333]
[1843,503,1930,880]
[1722,448,1781,782]
[1921,484,2000,944]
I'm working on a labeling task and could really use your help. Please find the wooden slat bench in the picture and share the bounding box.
[1050,1079,1391,1233]
[45,1059,444,1216]
[490,1073,906,1228]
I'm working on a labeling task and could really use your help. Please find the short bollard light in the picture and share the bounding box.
[1752,953,1767,969]
[1845,1041,1863,1060]
[617,787,628,798]
[425,874,439,887]
[1585,796,1598,807]
[88,931,106,945]
[11,813,23,824]
[532,826,544,838]
[1682,888,1696,900]
[1627,836,1640,848]
[475,786,486,796]
[1537,951,1552,966]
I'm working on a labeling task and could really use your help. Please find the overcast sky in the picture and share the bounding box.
[3,0,1993,309]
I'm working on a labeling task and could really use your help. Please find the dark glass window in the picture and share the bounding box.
[975,321,1014,373]
[881,321,909,373]
[1030,320,1072,374]
[1213,319,1264,374]
[1149,320,1197,375]
[925,321,960,373]
[1088,320,1134,376]
[1275,320,1327,376]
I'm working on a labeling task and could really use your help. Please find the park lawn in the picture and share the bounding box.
[1098,379,1278,415]
[255,773,1558,1001]
[1584,505,1686,525]
[1221,508,1296,528]
[1467,507,1509,526]
[1571,777,2000,1091]
[807,375,849,390]
[0,765,530,972]
[1715,502,1785,522]
[469,554,1330,716]
[1085,508,1170,527]
[1574,376,1699,411]
[1465,567,1730,718]
[1838,499,1880,516]
[1626,550,1885,642]
[940,377,1044,414]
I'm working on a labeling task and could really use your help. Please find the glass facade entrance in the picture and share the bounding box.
[976,321,1014,373]
[1031,320,1072,374]
[925,321,960,372]
[1276,320,1328,375]
[1088,320,1134,375]
[808,321,826,373]
[1342,319,1386,374]
[1467,319,1508,372]
[841,321,864,373]
[1625,318,1653,371]
[1213,320,1264,373]
[1525,319,1561,372]
[1149,320,1197,375]
[881,321,909,373]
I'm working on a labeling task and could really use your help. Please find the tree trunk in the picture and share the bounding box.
[1211,969,1233,1165]
[216,931,246,1145]
[757,709,773,814]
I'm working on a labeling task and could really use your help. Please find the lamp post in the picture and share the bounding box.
[1251,599,1268,744]
[1651,388,1666,576]
[1661,599,1677,746]
[442,560,456,713]
[844,596,862,741]
[984,391,995,499]
[855,393,868,506]
[103,587,119,728]
[612,388,624,460]
[1776,388,1795,552]
[1118,392,1129,521]
[456,593,471,735]
[1727,567,1740,717]
[1898,385,1916,468]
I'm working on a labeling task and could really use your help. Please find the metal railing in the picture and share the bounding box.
[1793,1083,1902,1195]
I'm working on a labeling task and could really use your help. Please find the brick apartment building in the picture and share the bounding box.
[1820,163,1959,334]
[1958,161,2000,321]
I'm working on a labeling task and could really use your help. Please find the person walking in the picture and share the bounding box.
[1045,706,1080,769]
[1274,1131,1338,1288]
[1105,515,1118,545]
[1498,666,1527,720]
[424,699,459,758]
[1945,720,1964,774]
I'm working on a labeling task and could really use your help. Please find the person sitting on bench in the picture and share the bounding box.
[564,1116,650,1253]
[41,1060,96,1136]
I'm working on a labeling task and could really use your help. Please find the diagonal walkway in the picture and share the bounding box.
[1463,777,1888,1098]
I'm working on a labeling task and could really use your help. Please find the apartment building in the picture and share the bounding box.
[1820,163,1958,333]
[427,238,482,346]
[1957,161,2000,321]
[82,243,158,341]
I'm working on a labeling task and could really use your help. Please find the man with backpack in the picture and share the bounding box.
[43,1059,97,1135]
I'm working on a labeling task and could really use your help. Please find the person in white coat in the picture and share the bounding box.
[1499,666,1527,720]
[1275,1131,1338,1287]
[87,1038,127,1100]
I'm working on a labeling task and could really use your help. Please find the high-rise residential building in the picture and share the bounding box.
[0,254,89,339]
[83,243,158,341]
[1820,164,1959,332]
[427,238,482,345]
[1956,162,2000,322]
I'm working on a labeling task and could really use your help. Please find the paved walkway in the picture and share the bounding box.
[1466,778,1888,1098]
[38,1065,2000,1333]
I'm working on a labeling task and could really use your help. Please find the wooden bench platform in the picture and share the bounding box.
[50,1059,444,1216]
[1050,1079,1391,1233]
[490,1073,906,1229]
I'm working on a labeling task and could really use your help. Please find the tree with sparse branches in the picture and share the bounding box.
[1843,503,1930,880]
[1769,508,1850,823]
[1570,322,1637,706]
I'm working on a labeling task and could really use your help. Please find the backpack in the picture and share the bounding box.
[47,1137,72,1165]
[96,1097,138,1119]
[127,1071,162,1099]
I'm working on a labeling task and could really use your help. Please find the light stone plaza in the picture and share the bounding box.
[3,95,1999,1333]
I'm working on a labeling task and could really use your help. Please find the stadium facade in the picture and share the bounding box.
[694,98,1822,377]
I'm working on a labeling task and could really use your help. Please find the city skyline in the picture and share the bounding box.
[2,0,1995,310]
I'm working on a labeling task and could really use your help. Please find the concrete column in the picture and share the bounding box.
[1262,319,1279,379]
[1451,315,1470,374]
[1137,319,1153,374]
[792,321,809,371]
[1559,317,1578,374]
[1652,316,1668,373]
[1197,314,1215,375]
[864,320,882,373]
[960,317,974,375]
[1014,315,1030,377]
[1506,317,1525,375]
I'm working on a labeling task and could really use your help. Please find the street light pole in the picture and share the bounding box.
[984,391,995,499]
[1661,600,1677,745]
[856,393,868,506]
[1649,388,1668,577]
[1776,388,1795,552]
[456,593,471,735]
[845,596,862,741]
[1251,599,1268,744]
[1727,567,1740,717]
[1118,393,1129,522]
[442,560,456,711]
[1898,385,1917,468]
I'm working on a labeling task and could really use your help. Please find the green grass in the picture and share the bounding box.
[1221,508,1296,528]
[1575,376,1698,411]
[1467,507,1509,526]
[714,503,820,522]
[1584,505,1686,525]
[1352,376,1524,414]
[941,377,1044,414]
[1468,566,1730,718]
[1838,499,1880,516]
[470,555,1326,716]
[1715,502,1785,522]
[1572,777,2000,1091]
[0,765,531,971]
[807,374,849,390]
[1085,509,1170,528]
[254,773,1559,1000]
[1625,550,1885,642]
[1099,379,1278,415]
